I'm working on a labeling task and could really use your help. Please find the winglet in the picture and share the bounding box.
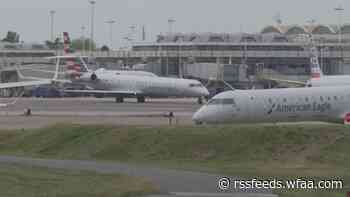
[15,64,47,81]
[15,64,25,79]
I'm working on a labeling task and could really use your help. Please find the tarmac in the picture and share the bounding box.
[0,97,200,129]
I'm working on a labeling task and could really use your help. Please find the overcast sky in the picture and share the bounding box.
[0,0,348,48]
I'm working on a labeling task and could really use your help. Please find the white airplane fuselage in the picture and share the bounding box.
[94,68,158,77]
[78,71,209,98]
[308,75,350,87]
[193,86,350,124]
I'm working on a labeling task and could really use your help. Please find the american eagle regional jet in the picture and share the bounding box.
[193,85,350,125]
[192,46,350,125]
[58,32,209,103]
[27,55,209,104]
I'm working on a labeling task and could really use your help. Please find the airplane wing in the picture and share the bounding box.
[63,89,141,96]
[0,80,52,89]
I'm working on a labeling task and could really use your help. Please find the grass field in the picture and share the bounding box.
[0,163,157,197]
[0,123,349,197]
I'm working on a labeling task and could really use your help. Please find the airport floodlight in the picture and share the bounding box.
[168,18,176,34]
[81,25,86,53]
[89,0,96,53]
[105,20,116,50]
[49,10,56,42]
[334,4,345,67]
[334,4,344,44]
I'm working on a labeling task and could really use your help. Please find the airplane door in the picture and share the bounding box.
[230,93,248,122]
[247,94,268,123]
[231,100,243,122]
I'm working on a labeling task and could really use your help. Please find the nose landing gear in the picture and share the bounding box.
[197,97,204,104]
[194,120,203,125]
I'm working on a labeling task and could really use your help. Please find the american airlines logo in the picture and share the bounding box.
[267,102,331,114]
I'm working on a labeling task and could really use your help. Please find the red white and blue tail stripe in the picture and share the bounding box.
[310,47,323,79]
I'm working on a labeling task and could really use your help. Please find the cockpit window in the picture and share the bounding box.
[189,83,203,87]
[208,99,221,105]
[208,98,235,105]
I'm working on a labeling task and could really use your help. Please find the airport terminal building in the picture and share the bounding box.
[2,24,350,90]
[93,24,350,88]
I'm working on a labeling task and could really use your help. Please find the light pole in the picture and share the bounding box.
[49,10,56,42]
[335,4,344,71]
[334,4,344,44]
[89,0,96,53]
[129,25,136,42]
[124,37,132,68]
[178,37,183,78]
[105,20,116,49]
[168,18,175,34]
[81,25,86,54]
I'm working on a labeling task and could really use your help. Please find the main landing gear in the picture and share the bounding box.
[197,97,204,105]
[115,96,146,103]
[137,96,145,103]
[115,96,124,103]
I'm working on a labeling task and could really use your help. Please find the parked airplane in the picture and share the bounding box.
[266,46,350,87]
[13,32,208,103]
[193,86,350,125]
[65,66,209,103]
[34,55,208,103]
[58,32,209,103]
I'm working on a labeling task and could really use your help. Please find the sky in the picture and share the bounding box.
[0,0,348,48]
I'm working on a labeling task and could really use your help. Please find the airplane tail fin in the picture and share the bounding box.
[65,61,83,79]
[62,32,84,79]
[63,32,71,54]
[309,46,323,79]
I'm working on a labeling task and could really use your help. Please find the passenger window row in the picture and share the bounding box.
[189,84,203,87]
[266,95,342,103]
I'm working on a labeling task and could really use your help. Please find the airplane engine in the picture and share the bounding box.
[90,73,98,81]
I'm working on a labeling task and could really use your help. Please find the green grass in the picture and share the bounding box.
[0,163,157,197]
[0,123,349,197]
